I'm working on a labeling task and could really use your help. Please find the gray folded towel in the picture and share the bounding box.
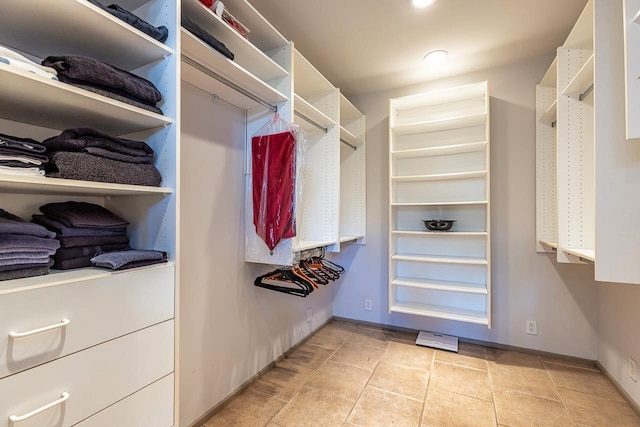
[0,264,52,281]
[0,209,56,239]
[58,234,129,249]
[0,256,52,267]
[39,201,129,229]
[0,234,60,252]
[0,259,53,273]
[91,249,167,270]
[32,215,127,237]
[0,251,52,260]
[42,55,162,106]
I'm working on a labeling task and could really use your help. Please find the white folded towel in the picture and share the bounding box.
[0,44,58,80]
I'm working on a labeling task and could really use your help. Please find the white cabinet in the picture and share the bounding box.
[623,0,640,140]
[388,82,491,327]
[0,0,178,423]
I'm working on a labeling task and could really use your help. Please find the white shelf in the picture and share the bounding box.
[293,49,335,97]
[340,93,362,123]
[634,8,640,23]
[562,53,594,97]
[392,231,487,237]
[392,201,488,207]
[294,94,337,133]
[562,247,595,262]
[182,0,288,81]
[340,126,363,148]
[391,253,488,265]
[391,170,487,182]
[539,240,558,249]
[0,175,172,197]
[223,0,289,53]
[0,62,171,135]
[339,235,364,244]
[0,0,173,71]
[391,114,486,136]
[181,29,288,107]
[0,263,174,296]
[389,301,489,325]
[392,141,487,158]
[294,240,337,252]
[539,99,558,126]
[392,277,487,294]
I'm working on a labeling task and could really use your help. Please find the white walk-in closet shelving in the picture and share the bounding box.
[0,0,178,425]
[388,81,491,327]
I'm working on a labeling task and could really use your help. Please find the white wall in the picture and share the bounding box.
[179,82,334,427]
[332,54,600,360]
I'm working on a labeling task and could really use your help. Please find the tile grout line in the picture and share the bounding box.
[485,349,500,426]
[540,355,578,426]
[418,348,437,426]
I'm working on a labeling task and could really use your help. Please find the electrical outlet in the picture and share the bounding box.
[307,308,312,323]
[526,320,538,335]
[629,357,637,382]
[364,299,372,311]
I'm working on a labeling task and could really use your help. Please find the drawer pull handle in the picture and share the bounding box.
[9,319,71,339]
[9,392,70,422]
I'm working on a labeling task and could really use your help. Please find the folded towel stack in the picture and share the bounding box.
[0,132,49,177]
[86,0,169,43]
[0,44,58,81]
[42,127,162,186]
[32,201,130,270]
[91,249,168,270]
[42,55,163,114]
[0,208,59,281]
[182,15,234,60]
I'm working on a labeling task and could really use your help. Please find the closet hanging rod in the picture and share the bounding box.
[340,138,358,150]
[181,55,278,113]
[579,83,594,101]
[294,110,328,133]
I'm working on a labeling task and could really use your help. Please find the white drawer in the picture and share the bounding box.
[0,265,174,379]
[75,374,174,427]
[0,320,173,427]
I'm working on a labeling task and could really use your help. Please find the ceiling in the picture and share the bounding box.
[248,0,589,97]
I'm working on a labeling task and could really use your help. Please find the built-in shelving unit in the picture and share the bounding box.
[0,0,178,424]
[623,0,640,140]
[389,81,491,327]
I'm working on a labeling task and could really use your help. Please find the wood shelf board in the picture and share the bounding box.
[562,247,595,262]
[389,301,489,325]
[294,239,337,252]
[182,0,288,81]
[392,141,487,158]
[0,263,174,296]
[0,175,172,197]
[539,240,558,249]
[392,277,488,294]
[0,63,171,135]
[539,99,558,125]
[181,58,287,110]
[0,0,172,71]
[294,94,337,129]
[391,114,487,136]
[223,0,289,52]
[391,253,488,265]
[392,231,487,237]
[340,93,362,122]
[562,53,594,97]
[391,170,487,182]
[293,49,336,97]
[340,126,363,148]
[391,201,488,207]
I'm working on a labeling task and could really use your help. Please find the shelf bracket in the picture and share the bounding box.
[181,55,278,113]
[340,138,357,150]
[294,111,328,133]
[551,120,557,128]
[579,84,594,101]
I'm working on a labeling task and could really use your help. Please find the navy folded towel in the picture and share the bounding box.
[91,249,167,270]
[0,234,60,252]
[0,132,46,154]
[0,209,56,239]
[182,15,234,60]
[39,201,129,229]
[32,215,126,237]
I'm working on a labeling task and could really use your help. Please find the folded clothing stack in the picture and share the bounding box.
[182,15,234,60]
[41,55,163,114]
[91,249,168,270]
[32,201,130,270]
[42,127,162,186]
[0,132,48,177]
[0,208,59,281]
[86,0,169,43]
[0,44,58,80]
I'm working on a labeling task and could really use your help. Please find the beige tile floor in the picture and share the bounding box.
[202,320,640,427]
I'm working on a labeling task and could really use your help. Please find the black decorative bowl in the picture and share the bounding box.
[423,219,456,231]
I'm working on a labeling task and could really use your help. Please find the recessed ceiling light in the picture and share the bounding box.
[411,0,437,8]
[423,50,448,64]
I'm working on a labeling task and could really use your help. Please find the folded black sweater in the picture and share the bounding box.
[86,0,169,43]
[0,132,46,154]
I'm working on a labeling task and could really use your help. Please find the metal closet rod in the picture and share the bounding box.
[579,84,594,101]
[181,55,277,113]
[294,110,328,133]
[340,138,357,150]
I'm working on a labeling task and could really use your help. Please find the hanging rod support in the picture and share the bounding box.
[181,55,277,113]
[579,83,594,101]
[551,120,557,128]
[340,138,357,150]
[294,111,328,133]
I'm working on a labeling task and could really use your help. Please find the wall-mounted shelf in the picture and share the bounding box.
[391,254,488,265]
[539,100,558,126]
[389,301,490,325]
[391,171,487,182]
[293,240,337,252]
[391,277,488,294]
[391,141,486,158]
[392,231,488,237]
[562,53,594,98]
[294,93,337,134]
[391,114,486,136]
[563,247,595,262]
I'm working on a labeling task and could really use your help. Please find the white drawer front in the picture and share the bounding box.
[0,265,174,379]
[75,374,174,427]
[0,320,173,427]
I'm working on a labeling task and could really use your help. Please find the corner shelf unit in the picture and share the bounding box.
[0,0,178,424]
[536,0,595,264]
[388,81,491,327]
